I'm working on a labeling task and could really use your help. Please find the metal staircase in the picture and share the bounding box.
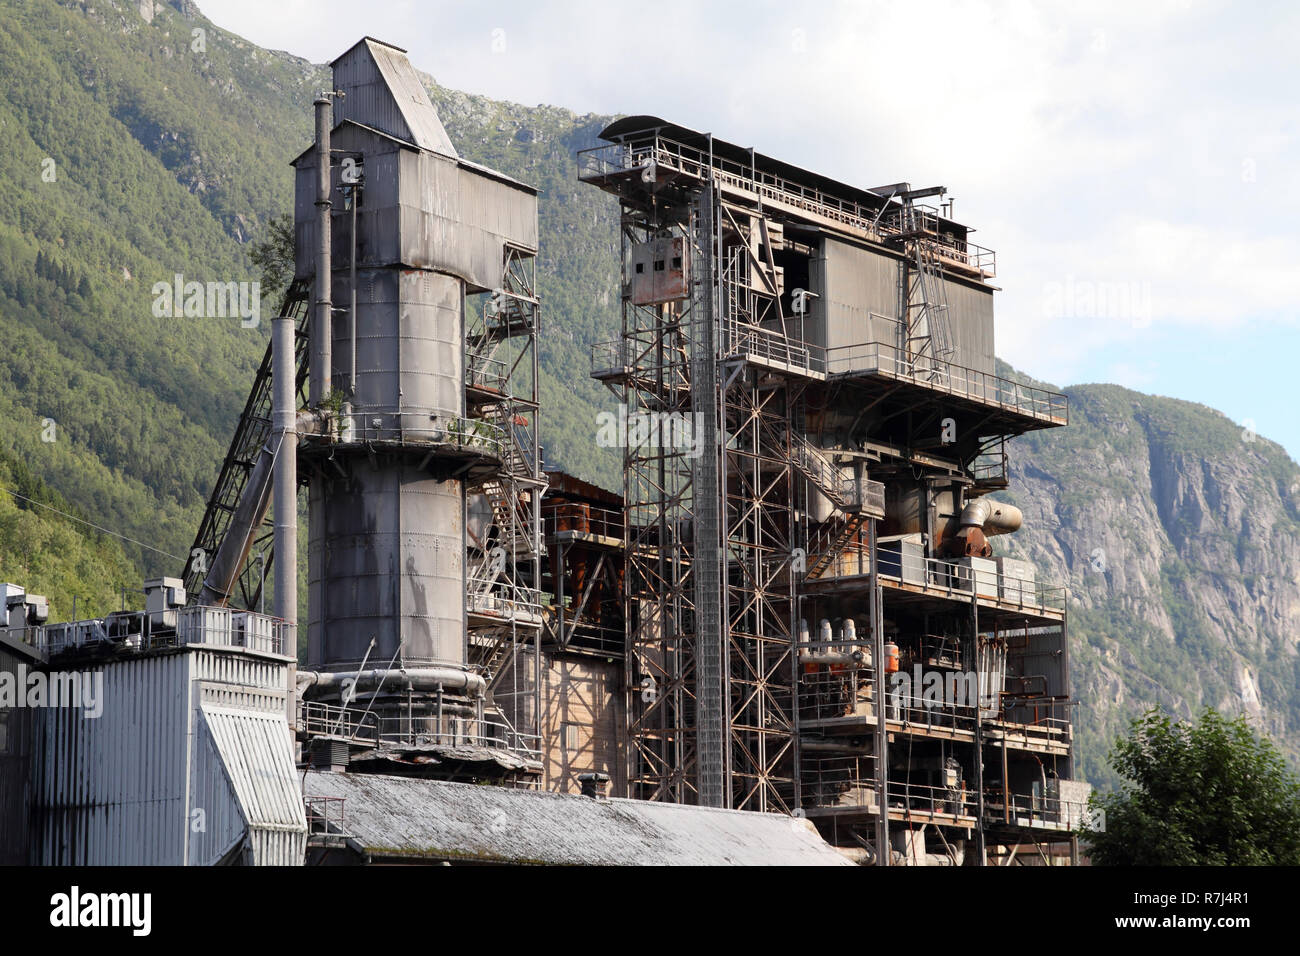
[779,428,860,512]
[805,512,870,581]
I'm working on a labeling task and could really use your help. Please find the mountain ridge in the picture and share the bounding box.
[1,0,1296,789]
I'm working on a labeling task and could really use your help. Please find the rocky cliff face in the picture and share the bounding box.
[5,0,1295,790]
[994,368,1300,786]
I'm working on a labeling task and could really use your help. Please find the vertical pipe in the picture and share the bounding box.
[870,517,889,864]
[272,314,299,736]
[350,180,358,396]
[971,590,986,865]
[311,94,333,407]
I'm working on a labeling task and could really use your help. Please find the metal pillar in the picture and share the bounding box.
[310,93,334,407]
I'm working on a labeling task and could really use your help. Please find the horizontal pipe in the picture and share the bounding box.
[299,666,486,699]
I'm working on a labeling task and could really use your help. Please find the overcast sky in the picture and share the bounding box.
[202,0,1300,460]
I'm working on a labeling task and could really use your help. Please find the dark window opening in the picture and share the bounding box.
[635,262,644,274]
[671,255,683,269]
[653,260,665,272]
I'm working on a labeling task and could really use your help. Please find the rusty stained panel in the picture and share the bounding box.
[628,236,689,305]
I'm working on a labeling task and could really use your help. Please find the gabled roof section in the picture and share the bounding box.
[331,37,458,159]
[303,770,852,866]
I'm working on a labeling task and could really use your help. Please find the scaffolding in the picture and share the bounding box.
[583,115,1082,863]
[464,243,545,760]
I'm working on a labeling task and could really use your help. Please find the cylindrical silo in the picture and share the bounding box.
[306,267,468,672]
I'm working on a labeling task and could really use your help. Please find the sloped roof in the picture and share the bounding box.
[331,37,458,158]
[303,770,851,866]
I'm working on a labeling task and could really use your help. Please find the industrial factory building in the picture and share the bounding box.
[0,37,1085,866]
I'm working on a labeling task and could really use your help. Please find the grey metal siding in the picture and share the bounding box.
[34,649,304,865]
[942,276,995,375]
[812,238,903,353]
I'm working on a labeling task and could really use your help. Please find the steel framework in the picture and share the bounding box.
[464,243,546,762]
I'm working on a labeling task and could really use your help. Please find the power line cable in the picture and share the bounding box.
[3,488,186,562]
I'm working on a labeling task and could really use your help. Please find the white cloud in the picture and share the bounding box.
[199,0,1299,377]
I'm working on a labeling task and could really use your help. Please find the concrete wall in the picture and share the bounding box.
[533,652,625,796]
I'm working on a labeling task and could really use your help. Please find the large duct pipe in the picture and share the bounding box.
[273,314,298,737]
[958,498,1022,536]
[310,93,334,407]
[196,449,274,606]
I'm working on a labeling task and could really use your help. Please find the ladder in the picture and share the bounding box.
[477,477,537,557]
[903,207,955,369]
[782,429,859,513]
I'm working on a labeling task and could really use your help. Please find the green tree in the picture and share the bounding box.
[1086,706,1300,865]
[249,213,296,304]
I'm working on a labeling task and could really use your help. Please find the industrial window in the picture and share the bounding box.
[562,722,580,751]
[671,255,682,269]
[634,262,644,274]
[653,259,665,271]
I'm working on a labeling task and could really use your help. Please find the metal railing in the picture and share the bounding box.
[465,352,509,394]
[880,205,997,275]
[992,696,1072,742]
[578,135,996,276]
[374,714,543,761]
[801,755,879,811]
[875,550,1067,614]
[466,574,544,621]
[984,792,1090,830]
[299,700,542,760]
[824,341,1067,423]
[800,662,875,723]
[886,690,979,736]
[303,795,347,833]
[888,781,975,821]
[721,318,824,378]
[310,411,509,457]
[25,607,289,656]
[300,701,380,744]
[544,501,623,541]
[590,339,628,377]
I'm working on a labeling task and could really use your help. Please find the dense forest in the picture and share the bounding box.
[2,0,1298,788]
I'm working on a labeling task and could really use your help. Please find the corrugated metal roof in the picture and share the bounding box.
[303,771,852,865]
[200,700,307,865]
[332,38,457,158]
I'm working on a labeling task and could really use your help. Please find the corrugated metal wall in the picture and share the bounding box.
[0,640,36,864]
[811,237,903,352]
[295,128,537,293]
[34,649,305,865]
[942,277,995,375]
[332,39,458,158]
[806,237,995,376]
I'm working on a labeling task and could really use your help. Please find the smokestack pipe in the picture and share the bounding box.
[311,93,334,406]
[272,316,297,630]
[272,314,298,737]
